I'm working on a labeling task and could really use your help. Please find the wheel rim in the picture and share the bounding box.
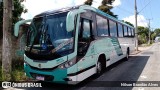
[97,61,102,74]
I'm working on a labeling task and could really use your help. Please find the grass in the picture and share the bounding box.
[0,60,28,81]
[11,64,28,81]
[0,65,2,81]
[11,60,28,81]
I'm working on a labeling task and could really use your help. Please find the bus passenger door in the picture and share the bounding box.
[77,18,95,81]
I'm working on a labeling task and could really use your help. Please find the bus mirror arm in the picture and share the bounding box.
[14,19,32,37]
[66,9,86,32]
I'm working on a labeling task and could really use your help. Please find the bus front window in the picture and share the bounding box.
[25,12,74,60]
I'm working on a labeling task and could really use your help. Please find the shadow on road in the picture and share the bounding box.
[19,56,150,90]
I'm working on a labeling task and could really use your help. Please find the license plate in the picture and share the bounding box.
[36,76,45,81]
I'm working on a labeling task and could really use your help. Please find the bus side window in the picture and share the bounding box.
[131,28,135,36]
[96,15,109,37]
[128,28,132,36]
[123,26,128,36]
[82,19,91,39]
[117,24,123,37]
[109,20,117,37]
[78,18,92,55]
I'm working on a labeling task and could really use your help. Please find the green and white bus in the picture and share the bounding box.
[14,5,135,84]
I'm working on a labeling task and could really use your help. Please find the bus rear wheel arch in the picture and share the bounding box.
[96,54,106,75]
[125,47,130,60]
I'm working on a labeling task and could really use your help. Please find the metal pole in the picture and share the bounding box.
[135,0,138,51]
[148,19,151,45]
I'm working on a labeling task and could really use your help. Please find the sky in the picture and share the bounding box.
[21,0,160,29]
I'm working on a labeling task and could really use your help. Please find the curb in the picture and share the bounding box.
[130,50,142,55]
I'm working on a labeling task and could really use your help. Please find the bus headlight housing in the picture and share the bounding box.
[58,57,76,69]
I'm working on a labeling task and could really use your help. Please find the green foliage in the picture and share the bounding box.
[138,26,160,44]
[84,0,117,18]
[138,26,149,44]
[11,59,27,81]
[122,20,134,27]
[98,0,117,18]
[11,66,27,81]
[0,65,2,81]
[84,0,93,6]
[154,28,160,36]
[0,0,27,39]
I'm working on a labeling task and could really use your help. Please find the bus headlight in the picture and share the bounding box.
[64,63,69,68]
[58,57,76,69]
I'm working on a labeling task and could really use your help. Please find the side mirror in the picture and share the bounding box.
[14,19,32,37]
[66,9,86,32]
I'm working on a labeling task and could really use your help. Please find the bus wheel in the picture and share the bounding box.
[125,48,129,60]
[96,60,102,75]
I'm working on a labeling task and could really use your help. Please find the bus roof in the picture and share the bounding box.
[34,5,80,18]
[79,5,134,29]
[35,5,134,29]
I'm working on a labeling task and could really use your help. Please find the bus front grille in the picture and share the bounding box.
[29,65,58,71]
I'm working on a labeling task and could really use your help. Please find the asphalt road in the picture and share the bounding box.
[8,43,160,90]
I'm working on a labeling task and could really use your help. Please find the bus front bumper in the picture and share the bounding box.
[24,63,70,83]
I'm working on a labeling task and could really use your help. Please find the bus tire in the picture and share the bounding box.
[124,48,130,60]
[96,55,106,76]
[96,60,103,76]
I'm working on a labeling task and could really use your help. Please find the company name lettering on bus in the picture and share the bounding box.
[52,38,73,53]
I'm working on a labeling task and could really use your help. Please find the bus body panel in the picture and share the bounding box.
[24,63,67,82]
[68,37,127,82]
[118,37,135,54]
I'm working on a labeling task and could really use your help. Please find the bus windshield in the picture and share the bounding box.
[25,12,74,60]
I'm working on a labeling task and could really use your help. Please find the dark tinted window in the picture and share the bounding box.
[131,29,135,36]
[83,19,91,38]
[78,18,92,40]
[109,20,117,37]
[123,26,128,36]
[96,15,109,36]
[78,18,92,56]
[128,28,131,36]
[118,24,123,37]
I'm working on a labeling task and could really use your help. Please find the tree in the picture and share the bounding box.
[122,20,134,27]
[137,26,150,44]
[154,28,160,37]
[1,0,27,80]
[0,0,27,39]
[84,0,93,6]
[151,28,160,43]
[98,0,117,18]
[0,1,3,39]
[151,31,156,42]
